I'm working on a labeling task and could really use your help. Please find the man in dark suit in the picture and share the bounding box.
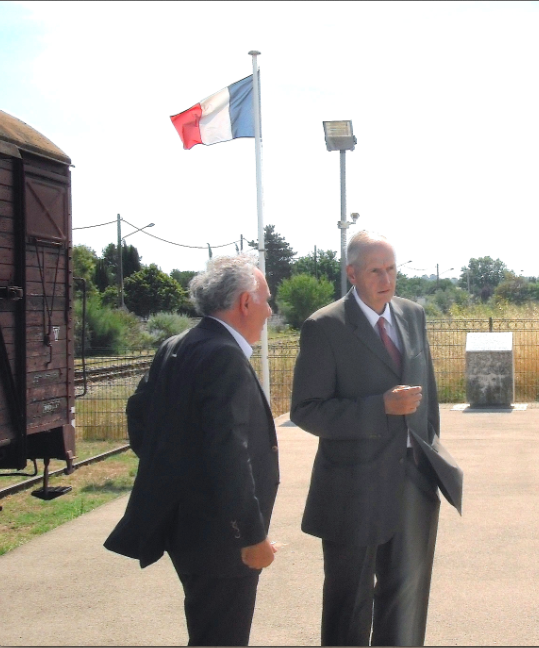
[104,255,279,646]
[290,230,462,647]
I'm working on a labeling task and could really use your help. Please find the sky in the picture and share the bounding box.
[2,0,539,280]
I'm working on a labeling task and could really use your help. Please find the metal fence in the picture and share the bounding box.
[75,353,153,441]
[426,318,539,404]
[75,319,539,440]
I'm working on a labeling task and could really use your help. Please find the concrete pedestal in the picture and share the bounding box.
[465,332,514,407]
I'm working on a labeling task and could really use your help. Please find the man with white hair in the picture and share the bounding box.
[105,254,279,646]
[291,231,462,646]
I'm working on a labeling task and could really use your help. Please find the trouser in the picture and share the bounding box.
[168,552,260,646]
[321,456,440,647]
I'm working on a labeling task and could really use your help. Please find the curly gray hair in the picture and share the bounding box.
[189,254,260,316]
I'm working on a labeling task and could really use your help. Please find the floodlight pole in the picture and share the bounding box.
[323,121,356,299]
[339,150,348,298]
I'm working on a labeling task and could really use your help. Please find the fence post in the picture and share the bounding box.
[489,317,493,332]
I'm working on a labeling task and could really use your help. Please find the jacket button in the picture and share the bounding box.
[271,446,278,453]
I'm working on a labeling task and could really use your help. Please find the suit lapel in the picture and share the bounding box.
[247,361,272,410]
[390,301,412,380]
[389,301,413,384]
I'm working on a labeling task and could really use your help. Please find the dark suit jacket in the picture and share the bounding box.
[290,291,462,547]
[104,318,279,575]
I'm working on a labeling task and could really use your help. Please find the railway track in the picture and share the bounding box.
[74,357,153,385]
[0,444,132,501]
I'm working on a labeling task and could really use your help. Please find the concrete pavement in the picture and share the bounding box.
[1,405,539,646]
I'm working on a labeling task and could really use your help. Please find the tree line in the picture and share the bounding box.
[73,225,539,351]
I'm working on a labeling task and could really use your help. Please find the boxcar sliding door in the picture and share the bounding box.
[23,152,75,467]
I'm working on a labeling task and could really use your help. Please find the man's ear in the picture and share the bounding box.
[238,291,250,315]
[346,264,356,284]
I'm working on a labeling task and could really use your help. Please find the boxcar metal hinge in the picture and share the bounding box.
[0,286,23,300]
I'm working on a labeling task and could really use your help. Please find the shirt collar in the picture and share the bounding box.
[208,316,253,359]
[352,288,394,330]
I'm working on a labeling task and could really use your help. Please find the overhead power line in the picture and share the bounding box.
[74,218,247,251]
[73,220,117,230]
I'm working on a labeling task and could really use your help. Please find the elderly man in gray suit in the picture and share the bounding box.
[291,230,462,647]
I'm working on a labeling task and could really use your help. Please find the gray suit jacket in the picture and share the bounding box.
[290,291,462,547]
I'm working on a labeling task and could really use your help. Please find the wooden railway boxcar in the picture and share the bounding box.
[0,110,75,476]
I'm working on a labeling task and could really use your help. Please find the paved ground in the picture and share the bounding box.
[1,405,539,646]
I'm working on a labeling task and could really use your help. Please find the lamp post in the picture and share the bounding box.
[323,121,357,298]
[436,264,454,289]
[398,260,413,269]
[116,213,155,308]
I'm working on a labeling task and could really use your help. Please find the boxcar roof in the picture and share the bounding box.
[0,109,71,165]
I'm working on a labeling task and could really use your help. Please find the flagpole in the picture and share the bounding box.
[249,50,270,402]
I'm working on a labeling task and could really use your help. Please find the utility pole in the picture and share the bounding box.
[117,214,124,308]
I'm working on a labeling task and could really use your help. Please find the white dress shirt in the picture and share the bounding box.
[352,289,410,446]
[209,317,253,359]
[352,288,402,353]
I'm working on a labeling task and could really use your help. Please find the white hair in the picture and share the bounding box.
[346,230,393,267]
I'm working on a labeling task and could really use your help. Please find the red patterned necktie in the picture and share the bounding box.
[377,317,402,374]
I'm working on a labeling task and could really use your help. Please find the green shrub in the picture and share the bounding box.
[277,274,334,329]
[147,312,192,346]
[75,295,150,355]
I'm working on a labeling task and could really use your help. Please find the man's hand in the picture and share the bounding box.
[241,538,275,569]
[384,385,422,415]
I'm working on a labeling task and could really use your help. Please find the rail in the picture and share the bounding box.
[75,357,153,385]
[0,444,131,501]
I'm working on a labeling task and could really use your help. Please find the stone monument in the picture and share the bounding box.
[465,332,514,407]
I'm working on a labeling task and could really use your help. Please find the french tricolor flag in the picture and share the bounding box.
[170,75,255,150]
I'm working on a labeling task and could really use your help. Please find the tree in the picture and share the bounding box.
[459,257,509,301]
[276,274,334,329]
[122,243,142,278]
[101,242,142,286]
[292,249,340,298]
[494,275,539,305]
[249,224,296,311]
[73,245,98,293]
[170,269,197,291]
[102,243,120,283]
[124,264,190,317]
[396,272,455,300]
[94,258,111,292]
[169,270,198,316]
